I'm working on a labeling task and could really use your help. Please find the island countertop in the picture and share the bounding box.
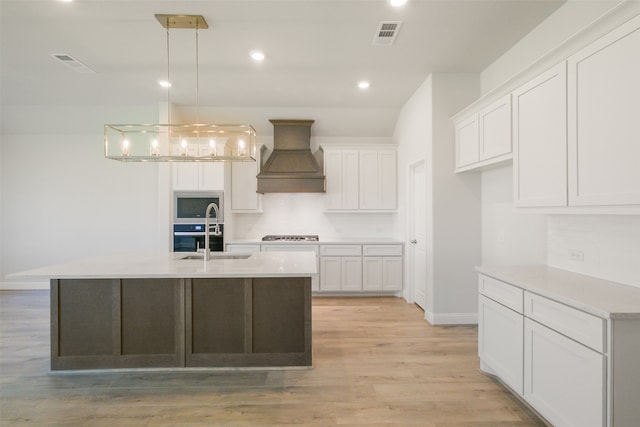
[13,251,318,280]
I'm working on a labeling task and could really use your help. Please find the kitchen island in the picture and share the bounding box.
[16,252,316,371]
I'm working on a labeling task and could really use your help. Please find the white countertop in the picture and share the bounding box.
[227,237,404,245]
[477,265,640,319]
[12,252,318,280]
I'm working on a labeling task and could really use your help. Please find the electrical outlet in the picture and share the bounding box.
[569,249,585,262]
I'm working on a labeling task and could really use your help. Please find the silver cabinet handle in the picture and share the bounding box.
[410,239,417,244]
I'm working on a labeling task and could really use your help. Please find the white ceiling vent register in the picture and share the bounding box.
[372,21,402,46]
[50,54,96,74]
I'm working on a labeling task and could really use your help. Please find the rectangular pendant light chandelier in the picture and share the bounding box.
[104,14,256,162]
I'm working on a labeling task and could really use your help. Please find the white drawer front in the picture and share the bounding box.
[479,275,524,314]
[261,244,319,255]
[362,244,402,256]
[524,292,605,353]
[320,245,362,256]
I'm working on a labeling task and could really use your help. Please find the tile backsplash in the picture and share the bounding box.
[547,215,640,288]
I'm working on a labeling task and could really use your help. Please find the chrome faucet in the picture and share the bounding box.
[204,202,222,261]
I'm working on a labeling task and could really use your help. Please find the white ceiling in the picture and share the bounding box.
[1,0,566,112]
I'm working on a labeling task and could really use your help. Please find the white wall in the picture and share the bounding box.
[394,73,482,323]
[481,166,546,266]
[1,105,161,289]
[231,193,398,241]
[547,215,640,288]
[481,0,627,95]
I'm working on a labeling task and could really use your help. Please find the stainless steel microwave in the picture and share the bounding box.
[174,191,224,223]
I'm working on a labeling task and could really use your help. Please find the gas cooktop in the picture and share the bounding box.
[261,235,319,242]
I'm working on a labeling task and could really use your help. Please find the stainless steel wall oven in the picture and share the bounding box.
[173,191,224,252]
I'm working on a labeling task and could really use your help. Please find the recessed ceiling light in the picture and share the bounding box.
[389,0,408,7]
[59,0,73,3]
[250,51,265,62]
[158,80,171,88]
[357,81,370,90]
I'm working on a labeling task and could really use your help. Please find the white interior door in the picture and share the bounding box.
[410,160,427,310]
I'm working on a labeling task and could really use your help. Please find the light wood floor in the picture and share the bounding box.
[0,291,545,426]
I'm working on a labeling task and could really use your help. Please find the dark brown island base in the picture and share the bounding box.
[51,277,311,371]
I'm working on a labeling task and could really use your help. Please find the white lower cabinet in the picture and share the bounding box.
[362,257,402,291]
[479,272,640,427]
[524,317,605,427]
[478,295,524,395]
[320,256,362,291]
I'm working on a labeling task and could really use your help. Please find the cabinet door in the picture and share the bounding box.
[567,15,640,206]
[324,150,359,210]
[173,163,200,190]
[378,151,397,210]
[324,150,343,210]
[512,62,567,207]
[362,257,383,291]
[199,163,224,191]
[479,94,512,161]
[478,296,524,395]
[382,257,402,291]
[359,151,380,210]
[231,160,260,211]
[524,318,605,427]
[455,114,479,168]
[173,163,223,191]
[341,257,362,291]
[320,257,341,291]
[342,150,359,209]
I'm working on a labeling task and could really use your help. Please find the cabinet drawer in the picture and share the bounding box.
[362,245,402,256]
[320,245,361,256]
[226,244,261,254]
[524,292,605,353]
[479,275,523,314]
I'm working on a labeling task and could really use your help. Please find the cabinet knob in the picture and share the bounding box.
[410,239,417,244]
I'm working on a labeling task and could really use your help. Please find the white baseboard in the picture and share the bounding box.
[424,310,478,325]
[1,281,49,290]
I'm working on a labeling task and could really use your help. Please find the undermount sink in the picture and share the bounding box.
[178,254,251,261]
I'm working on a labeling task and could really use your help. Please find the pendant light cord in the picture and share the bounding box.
[195,25,200,125]
[166,24,171,124]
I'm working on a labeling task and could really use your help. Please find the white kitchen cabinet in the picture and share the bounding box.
[359,150,397,210]
[479,94,512,161]
[454,95,512,173]
[512,62,568,207]
[319,256,362,291]
[567,15,640,206]
[319,245,362,291]
[324,148,396,211]
[524,317,605,427]
[230,150,262,212]
[324,149,359,210]
[362,245,403,291]
[478,295,523,395]
[478,268,640,427]
[173,163,224,191]
[361,257,402,291]
[455,114,480,169]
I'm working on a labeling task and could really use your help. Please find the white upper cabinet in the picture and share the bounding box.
[173,163,224,191]
[479,94,512,161]
[567,15,640,206]
[359,150,397,210]
[512,62,568,207]
[455,114,480,169]
[230,149,262,212]
[455,95,512,172]
[324,149,359,210]
[324,147,397,211]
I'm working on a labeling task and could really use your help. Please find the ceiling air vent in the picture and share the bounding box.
[50,53,96,74]
[372,21,402,46]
